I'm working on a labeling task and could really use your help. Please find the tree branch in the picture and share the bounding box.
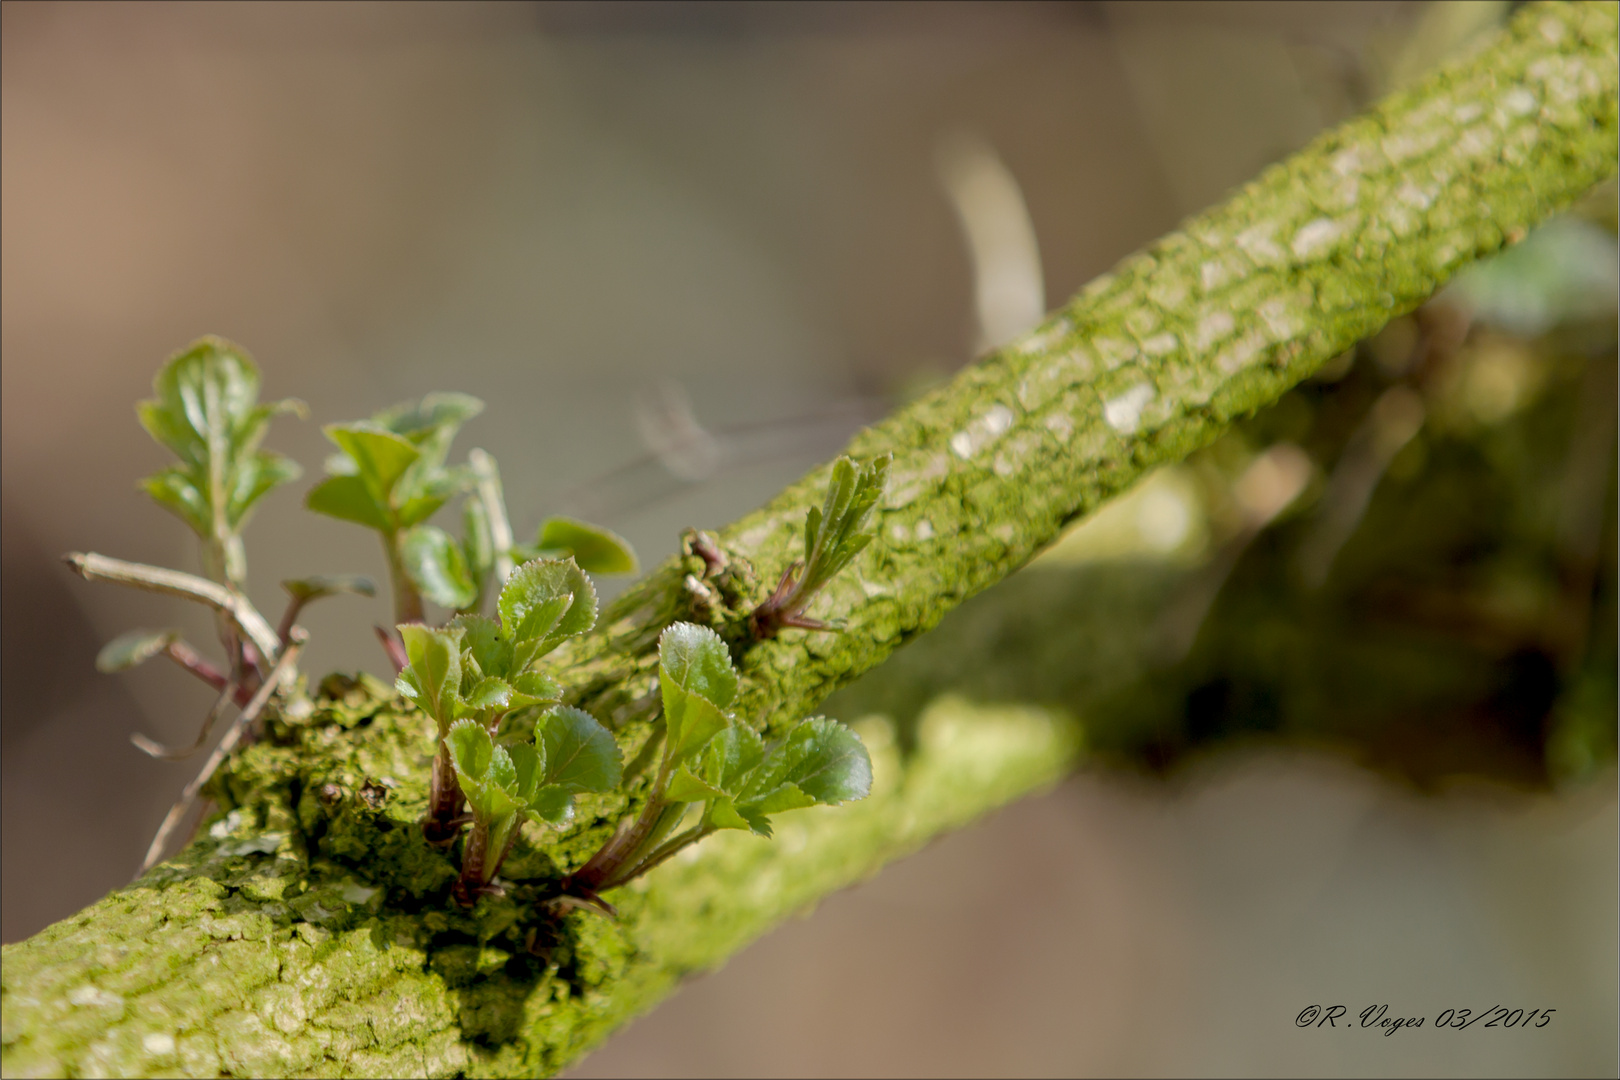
[4,4,1615,1077]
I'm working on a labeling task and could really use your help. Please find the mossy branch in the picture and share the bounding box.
[3,4,1615,1077]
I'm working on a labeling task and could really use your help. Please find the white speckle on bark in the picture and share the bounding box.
[735,517,785,552]
[1044,413,1074,442]
[1126,308,1160,337]
[855,574,890,599]
[1330,147,1363,177]
[1216,331,1267,374]
[1457,125,1496,159]
[208,810,246,839]
[1103,382,1155,435]
[1257,297,1304,341]
[993,433,1042,477]
[1501,86,1538,115]
[69,986,123,1008]
[1234,222,1284,264]
[914,519,935,541]
[1539,15,1566,43]
[1194,310,1236,351]
[1291,217,1344,259]
[1140,332,1180,357]
[1093,336,1138,370]
[949,403,1016,460]
[143,1033,177,1055]
[1397,182,1435,210]
[1079,271,1116,299]
[1147,277,1188,310]
[1453,102,1484,123]
[884,454,950,507]
[1015,318,1070,355]
[1381,130,1442,164]
[338,882,379,906]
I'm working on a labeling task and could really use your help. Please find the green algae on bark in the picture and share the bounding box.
[0,678,1078,1078]
[3,3,1617,1076]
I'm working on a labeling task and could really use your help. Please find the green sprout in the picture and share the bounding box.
[65,337,371,869]
[444,711,620,906]
[305,393,485,624]
[395,557,601,844]
[136,336,305,590]
[568,622,872,904]
[72,339,369,729]
[749,453,890,639]
[511,515,639,575]
[69,335,876,907]
[308,395,636,632]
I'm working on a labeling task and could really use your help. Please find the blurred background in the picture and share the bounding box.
[2,2,1614,1076]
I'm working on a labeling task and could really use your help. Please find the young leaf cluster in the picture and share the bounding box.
[445,710,621,903]
[80,335,878,907]
[72,337,377,866]
[88,340,364,743]
[395,555,623,891]
[306,393,486,621]
[137,337,305,588]
[750,454,890,638]
[395,558,601,740]
[307,395,637,626]
[574,622,872,893]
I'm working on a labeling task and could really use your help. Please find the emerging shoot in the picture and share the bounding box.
[308,395,637,633]
[445,710,621,906]
[306,393,485,624]
[750,454,890,638]
[569,622,872,901]
[395,557,600,844]
[69,339,365,764]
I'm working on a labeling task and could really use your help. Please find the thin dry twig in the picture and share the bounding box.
[138,628,307,875]
[130,677,241,761]
[64,552,281,664]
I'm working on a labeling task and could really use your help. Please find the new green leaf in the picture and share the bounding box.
[658,622,738,762]
[659,622,738,709]
[95,628,179,673]
[800,454,889,596]
[701,719,871,838]
[445,719,519,820]
[459,677,513,716]
[397,624,463,730]
[744,716,872,807]
[280,575,376,602]
[324,425,419,511]
[136,336,304,585]
[499,558,597,666]
[447,614,511,680]
[304,474,390,531]
[402,526,478,610]
[539,706,623,795]
[535,517,639,575]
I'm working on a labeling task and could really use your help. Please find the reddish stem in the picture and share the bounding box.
[375,626,408,676]
[451,821,490,907]
[163,641,257,707]
[422,744,467,846]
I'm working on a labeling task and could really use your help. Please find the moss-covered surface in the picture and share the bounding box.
[0,678,1079,1078]
[3,3,1615,1076]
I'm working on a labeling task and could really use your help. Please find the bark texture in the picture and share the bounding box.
[4,3,1616,1076]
